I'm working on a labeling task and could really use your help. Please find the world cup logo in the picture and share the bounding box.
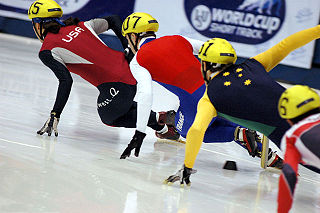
[185,0,285,44]
[191,5,211,31]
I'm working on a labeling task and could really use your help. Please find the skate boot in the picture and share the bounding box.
[266,148,283,169]
[234,126,259,157]
[156,110,180,141]
[155,125,180,140]
[158,110,176,126]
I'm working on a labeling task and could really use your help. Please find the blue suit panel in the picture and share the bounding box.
[155,81,238,143]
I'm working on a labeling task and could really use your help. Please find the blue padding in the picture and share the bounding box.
[0,16,5,29]
[313,40,320,64]
[269,64,320,89]
[0,17,36,38]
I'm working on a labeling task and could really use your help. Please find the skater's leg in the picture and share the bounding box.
[110,102,164,131]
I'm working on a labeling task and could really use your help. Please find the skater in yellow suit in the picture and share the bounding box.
[165,25,320,186]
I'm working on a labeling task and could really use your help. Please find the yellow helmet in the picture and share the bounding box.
[122,12,159,36]
[28,0,63,20]
[199,38,237,64]
[278,85,320,119]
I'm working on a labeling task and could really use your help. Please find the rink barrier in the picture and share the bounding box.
[0,16,320,89]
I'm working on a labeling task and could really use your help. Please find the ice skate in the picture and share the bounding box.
[157,110,176,126]
[256,137,283,169]
[155,125,180,141]
[266,148,283,169]
[234,126,259,157]
[156,110,181,141]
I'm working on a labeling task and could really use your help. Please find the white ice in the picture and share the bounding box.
[0,33,319,213]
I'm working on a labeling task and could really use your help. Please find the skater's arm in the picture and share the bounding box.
[182,36,204,55]
[103,15,128,50]
[39,50,73,117]
[253,25,320,72]
[130,56,153,133]
[184,90,217,168]
[85,15,128,50]
[84,18,109,35]
[277,136,301,213]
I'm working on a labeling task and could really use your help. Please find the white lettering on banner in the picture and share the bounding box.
[97,88,120,108]
[176,111,184,132]
[212,8,280,34]
[62,27,85,43]
[210,23,237,34]
[209,23,263,39]
[236,27,263,39]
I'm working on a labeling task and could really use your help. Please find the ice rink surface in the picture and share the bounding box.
[0,33,319,213]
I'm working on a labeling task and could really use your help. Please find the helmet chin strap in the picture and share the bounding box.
[202,62,223,84]
[201,62,210,85]
[32,18,65,41]
[32,20,45,41]
[128,33,140,52]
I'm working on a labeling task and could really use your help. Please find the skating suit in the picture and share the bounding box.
[132,35,238,141]
[206,59,290,146]
[183,25,320,168]
[278,113,320,213]
[39,19,136,124]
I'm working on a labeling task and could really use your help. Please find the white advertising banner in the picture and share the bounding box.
[134,0,320,69]
[0,0,135,36]
[0,0,91,20]
[1,0,319,68]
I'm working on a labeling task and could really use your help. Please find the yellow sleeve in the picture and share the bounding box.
[253,25,320,72]
[184,90,217,168]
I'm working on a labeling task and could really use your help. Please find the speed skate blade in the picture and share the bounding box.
[156,137,186,145]
[260,135,269,169]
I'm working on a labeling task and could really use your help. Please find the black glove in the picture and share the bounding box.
[37,112,59,137]
[124,47,134,63]
[164,164,197,186]
[120,130,146,159]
